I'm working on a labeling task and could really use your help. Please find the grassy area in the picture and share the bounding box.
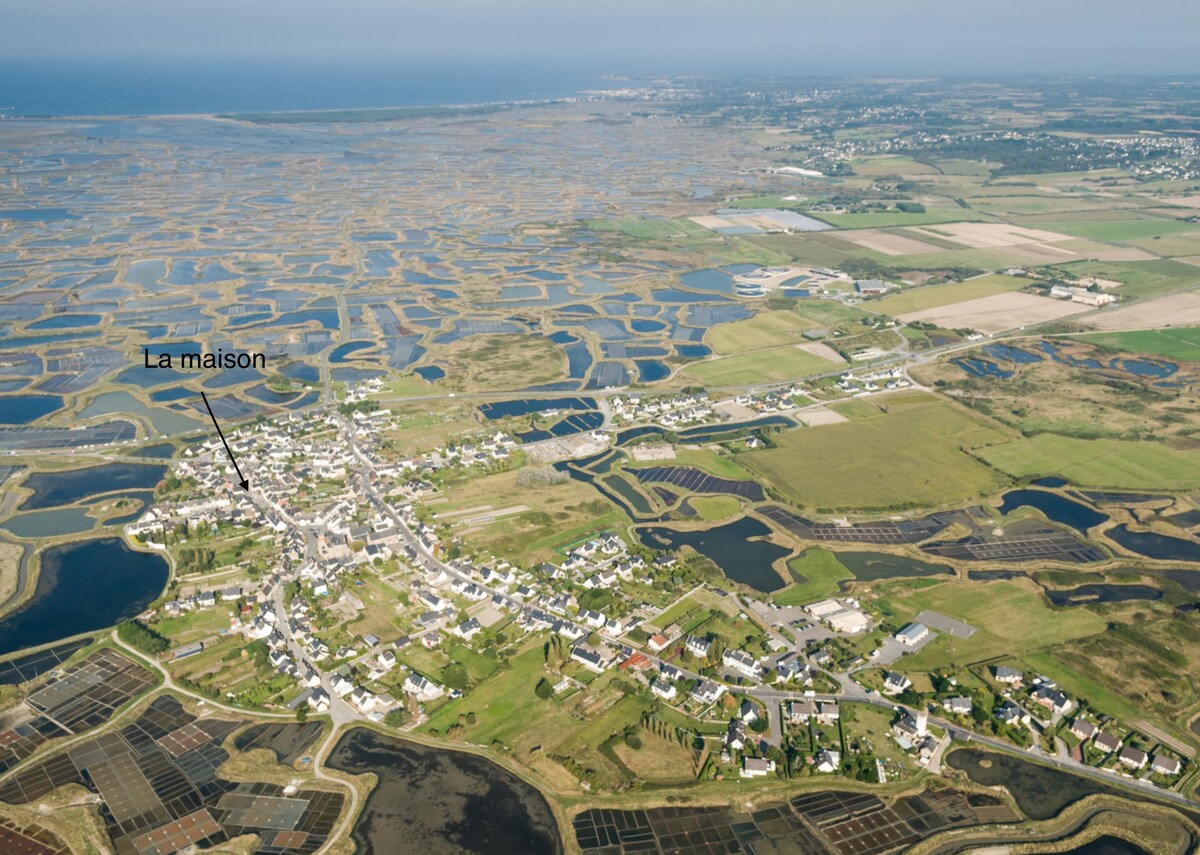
[871,274,1029,316]
[877,578,1106,671]
[706,310,822,355]
[1031,218,1197,242]
[586,216,698,240]
[977,434,1200,490]
[431,467,627,562]
[681,345,840,387]
[623,447,756,481]
[688,495,742,521]
[1069,327,1200,362]
[772,549,852,604]
[442,333,566,391]
[741,394,1010,510]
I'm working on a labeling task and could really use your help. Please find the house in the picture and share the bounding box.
[647,633,670,653]
[570,644,610,674]
[942,696,972,716]
[331,674,354,697]
[650,679,677,700]
[1031,686,1073,715]
[1094,731,1122,754]
[787,699,817,723]
[882,671,912,695]
[403,673,444,701]
[1151,755,1182,776]
[740,757,776,778]
[815,749,841,773]
[1070,719,1098,741]
[993,666,1023,685]
[684,635,711,658]
[995,701,1027,724]
[726,720,747,751]
[817,702,840,723]
[739,700,759,724]
[1118,746,1148,770]
[691,680,725,705]
[453,618,482,641]
[894,622,930,647]
[722,649,762,679]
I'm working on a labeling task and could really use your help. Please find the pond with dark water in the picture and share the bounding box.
[0,538,169,656]
[18,463,166,510]
[637,516,790,592]
[326,728,562,855]
[1042,583,1163,607]
[1107,525,1200,562]
[0,395,64,424]
[835,551,954,582]
[997,489,1108,533]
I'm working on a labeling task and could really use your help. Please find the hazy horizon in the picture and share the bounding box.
[5,0,1199,74]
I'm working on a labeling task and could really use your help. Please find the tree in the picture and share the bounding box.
[441,664,469,690]
[296,706,308,723]
[117,620,169,654]
[535,677,555,700]
[624,732,642,750]
[384,708,411,728]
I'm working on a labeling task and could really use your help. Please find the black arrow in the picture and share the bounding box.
[200,391,249,491]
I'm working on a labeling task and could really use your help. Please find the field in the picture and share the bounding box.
[423,641,656,791]
[1080,291,1200,331]
[871,274,1029,316]
[773,549,852,604]
[681,344,841,387]
[977,434,1200,490]
[809,209,970,229]
[877,578,1106,671]
[740,394,1010,510]
[1028,218,1198,243]
[1070,327,1200,361]
[897,291,1090,334]
[623,447,756,481]
[688,495,742,521]
[430,466,628,562]
[705,310,822,355]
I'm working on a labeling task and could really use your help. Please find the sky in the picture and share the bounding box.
[4,0,1200,75]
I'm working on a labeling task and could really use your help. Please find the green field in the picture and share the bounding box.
[1070,327,1200,362]
[871,274,1029,316]
[977,434,1200,490]
[772,549,852,604]
[1030,218,1197,243]
[681,345,840,387]
[878,579,1106,671]
[740,394,1010,510]
[706,310,823,355]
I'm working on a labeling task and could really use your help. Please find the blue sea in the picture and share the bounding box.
[0,59,604,117]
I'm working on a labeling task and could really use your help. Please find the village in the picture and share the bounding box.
[123,388,1190,797]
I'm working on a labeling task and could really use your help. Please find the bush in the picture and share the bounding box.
[623,732,642,750]
[535,678,554,700]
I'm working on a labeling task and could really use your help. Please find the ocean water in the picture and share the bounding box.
[0,59,602,117]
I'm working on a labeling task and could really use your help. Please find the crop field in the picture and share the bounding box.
[740,394,1010,510]
[977,434,1200,490]
[870,274,1029,316]
[808,209,971,229]
[1081,290,1200,331]
[877,578,1106,671]
[681,344,840,387]
[897,290,1089,334]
